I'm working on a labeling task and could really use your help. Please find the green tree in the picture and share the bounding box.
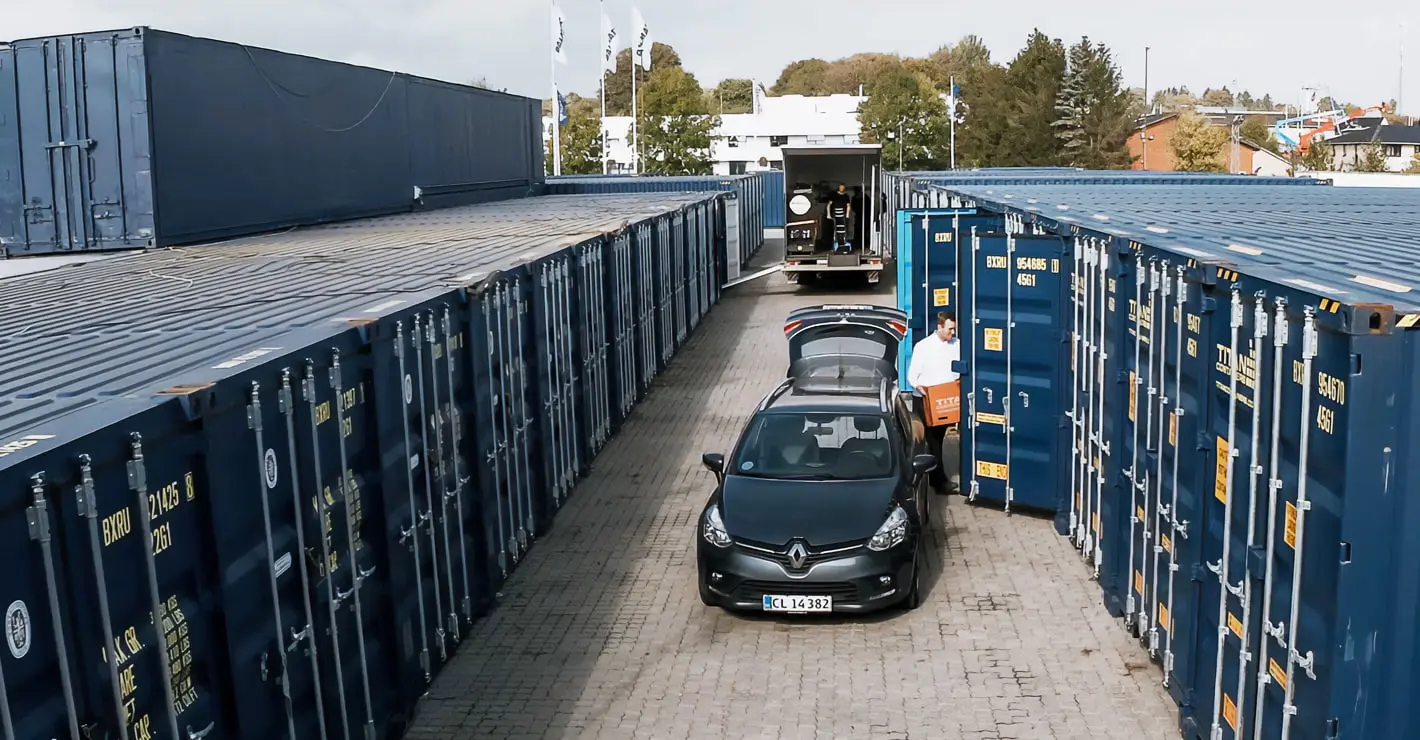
[1052,38,1136,169]
[998,30,1067,166]
[1169,110,1228,171]
[545,104,604,175]
[1239,116,1279,153]
[634,66,720,175]
[857,65,952,170]
[1354,141,1389,172]
[602,42,683,116]
[1200,87,1235,107]
[1293,139,1333,172]
[772,59,833,95]
[708,78,754,113]
[1151,86,1195,112]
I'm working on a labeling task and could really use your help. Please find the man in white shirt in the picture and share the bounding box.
[907,311,962,493]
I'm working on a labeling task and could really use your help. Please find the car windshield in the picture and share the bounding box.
[729,411,895,481]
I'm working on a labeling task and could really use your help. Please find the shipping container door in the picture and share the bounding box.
[577,242,612,458]
[533,255,580,522]
[0,440,88,740]
[1194,286,1378,740]
[2,32,156,254]
[52,400,228,740]
[961,232,1071,524]
[472,281,533,580]
[289,343,404,740]
[608,232,638,420]
[895,210,1002,378]
[371,311,468,703]
[1070,237,1133,616]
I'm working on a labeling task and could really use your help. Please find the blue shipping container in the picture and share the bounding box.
[904,179,1420,740]
[0,27,544,256]
[760,170,786,228]
[544,174,764,266]
[0,190,727,739]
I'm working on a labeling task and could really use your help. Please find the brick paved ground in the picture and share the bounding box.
[405,239,1181,740]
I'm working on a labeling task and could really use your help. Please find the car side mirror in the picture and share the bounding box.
[912,454,938,475]
[702,452,725,474]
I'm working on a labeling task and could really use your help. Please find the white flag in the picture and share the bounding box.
[601,12,618,74]
[631,7,651,72]
[552,4,568,65]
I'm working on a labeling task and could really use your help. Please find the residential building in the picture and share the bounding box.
[1325,123,1420,172]
[1129,111,1285,174]
[543,93,866,176]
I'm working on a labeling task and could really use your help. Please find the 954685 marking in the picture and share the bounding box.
[762,594,832,613]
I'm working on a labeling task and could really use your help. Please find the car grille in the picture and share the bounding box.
[734,580,858,602]
[733,538,866,571]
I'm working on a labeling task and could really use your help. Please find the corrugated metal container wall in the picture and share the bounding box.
[761,170,786,228]
[0,27,544,256]
[543,174,764,265]
[906,180,1420,740]
[0,191,725,740]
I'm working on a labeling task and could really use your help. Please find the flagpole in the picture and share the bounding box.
[600,0,608,174]
[631,57,639,174]
[551,2,563,176]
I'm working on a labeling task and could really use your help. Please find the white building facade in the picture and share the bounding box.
[544,93,867,176]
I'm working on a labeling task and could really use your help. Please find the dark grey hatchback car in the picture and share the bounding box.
[696,305,941,614]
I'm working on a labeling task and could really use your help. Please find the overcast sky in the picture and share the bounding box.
[6,0,1417,113]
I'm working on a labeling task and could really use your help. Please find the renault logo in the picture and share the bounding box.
[787,541,808,569]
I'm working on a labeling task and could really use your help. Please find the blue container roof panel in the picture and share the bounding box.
[934,183,1420,317]
[0,191,721,434]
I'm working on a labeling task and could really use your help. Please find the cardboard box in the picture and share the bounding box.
[923,381,961,426]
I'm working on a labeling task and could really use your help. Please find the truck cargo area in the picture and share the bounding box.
[780,144,885,287]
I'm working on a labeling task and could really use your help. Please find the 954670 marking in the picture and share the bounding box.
[762,595,833,613]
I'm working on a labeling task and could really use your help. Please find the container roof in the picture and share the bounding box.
[929,182,1420,312]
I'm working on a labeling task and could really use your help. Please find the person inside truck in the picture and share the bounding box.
[907,311,962,493]
[829,184,853,252]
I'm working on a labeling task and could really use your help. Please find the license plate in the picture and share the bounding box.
[762,594,833,613]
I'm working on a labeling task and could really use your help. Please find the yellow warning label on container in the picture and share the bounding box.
[1134,570,1144,595]
[1129,372,1137,422]
[975,412,1007,427]
[1157,602,1171,632]
[1223,694,1238,730]
[935,232,953,243]
[1285,502,1298,549]
[933,288,950,306]
[1161,533,1172,553]
[1214,436,1229,503]
[1093,512,1100,534]
[1136,505,1146,523]
[1169,413,1178,447]
[1269,658,1288,690]
[976,461,1008,480]
[984,328,1004,352]
[1228,613,1243,639]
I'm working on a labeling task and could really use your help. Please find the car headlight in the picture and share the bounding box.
[867,505,909,551]
[702,504,732,548]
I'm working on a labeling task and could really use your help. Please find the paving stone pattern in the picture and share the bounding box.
[405,243,1181,740]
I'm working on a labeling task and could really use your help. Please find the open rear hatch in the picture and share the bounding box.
[783,304,907,383]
